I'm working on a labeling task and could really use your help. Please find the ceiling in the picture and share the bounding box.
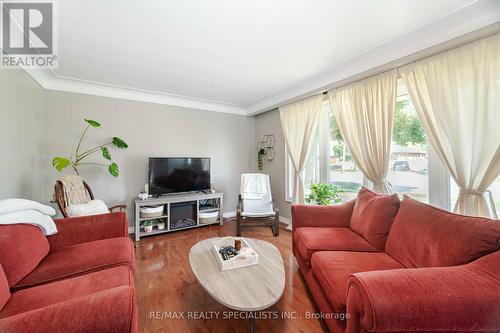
[27,0,500,115]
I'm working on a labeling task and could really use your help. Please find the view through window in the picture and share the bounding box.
[289,80,499,210]
[327,110,362,201]
[387,81,428,202]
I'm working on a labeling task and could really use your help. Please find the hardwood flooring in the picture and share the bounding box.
[134,218,328,333]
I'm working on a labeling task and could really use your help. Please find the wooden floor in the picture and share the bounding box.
[134,218,328,333]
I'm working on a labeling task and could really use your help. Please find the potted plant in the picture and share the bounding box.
[51,118,128,177]
[305,183,342,205]
[143,220,153,233]
[257,148,266,171]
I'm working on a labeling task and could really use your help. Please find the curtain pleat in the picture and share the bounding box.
[328,70,398,194]
[399,33,499,218]
[279,95,323,204]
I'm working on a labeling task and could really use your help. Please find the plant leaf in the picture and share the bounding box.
[101,146,111,160]
[108,162,119,177]
[112,137,128,149]
[84,119,101,128]
[52,157,70,171]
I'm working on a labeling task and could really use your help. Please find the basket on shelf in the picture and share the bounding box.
[139,205,164,218]
[199,211,219,224]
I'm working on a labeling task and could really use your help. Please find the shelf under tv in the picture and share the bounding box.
[133,191,224,242]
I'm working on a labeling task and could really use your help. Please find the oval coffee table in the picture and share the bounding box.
[189,237,285,333]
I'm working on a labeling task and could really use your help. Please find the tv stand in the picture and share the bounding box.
[133,192,224,242]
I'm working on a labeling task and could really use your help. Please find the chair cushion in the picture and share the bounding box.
[349,187,400,250]
[0,266,133,319]
[385,197,500,268]
[311,251,403,309]
[295,227,378,266]
[0,225,50,287]
[66,199,109,217]
[14,237,135,290]
[241,211,275,217]
[0,265,10,311]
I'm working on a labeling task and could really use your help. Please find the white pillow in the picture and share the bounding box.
[66,199,109,217]
[0,198,56,216]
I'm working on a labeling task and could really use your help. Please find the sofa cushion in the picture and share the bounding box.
[311,251,403,310]
[349,187,400,250]
[385,197,500,268]
[0,265,10,311]
[295,227,378,266]
[0,225,50,287]
[0,266,133,319]
[14,237,135,290]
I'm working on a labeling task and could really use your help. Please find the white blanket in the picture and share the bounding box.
[0,198,56,216]
[0,210,57,235]
[241,173,269,199]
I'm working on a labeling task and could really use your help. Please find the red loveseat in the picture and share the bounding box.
[0,212,137,333]
[292,187,500,333]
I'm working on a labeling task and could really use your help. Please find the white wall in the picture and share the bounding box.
[254,109,292,219]
[0,70,45,201]
[43,90,255,225]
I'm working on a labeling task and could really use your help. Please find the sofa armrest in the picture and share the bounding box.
[0,286,136,333]
[291,200,355,230]
[48,212,128,251]
[346,252,500,333]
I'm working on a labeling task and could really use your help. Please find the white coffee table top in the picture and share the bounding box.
[189,237,285,311]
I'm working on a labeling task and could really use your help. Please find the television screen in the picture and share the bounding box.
[148,157,210,195]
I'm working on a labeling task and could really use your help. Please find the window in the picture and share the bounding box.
[303,124,321,192]
[328,110,362,201]
[285,79,451,208]
[387,81,429,202]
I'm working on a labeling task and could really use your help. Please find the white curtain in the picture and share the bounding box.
[279,95,323,204]
[399,34,499,219]
[328,70,398,194]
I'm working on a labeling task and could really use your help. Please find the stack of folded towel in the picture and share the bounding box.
[0,198,58,235]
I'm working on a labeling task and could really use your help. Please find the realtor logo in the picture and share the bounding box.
[1,0,57,68]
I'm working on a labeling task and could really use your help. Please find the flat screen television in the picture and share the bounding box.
[148,157,210,195]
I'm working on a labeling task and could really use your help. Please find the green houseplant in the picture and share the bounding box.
[142,220,153,233]
[305,183,342,205]
[52,118,128,177]
[257,148,266,171]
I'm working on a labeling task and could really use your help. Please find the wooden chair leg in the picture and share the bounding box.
[236,216,242,237]
[273,214,279,236]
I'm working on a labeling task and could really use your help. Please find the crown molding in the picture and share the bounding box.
[24,70,248,115]
[245,0,500,115]
[24,0,500,117]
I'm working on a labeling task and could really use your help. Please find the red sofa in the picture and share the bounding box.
[292,187,500,333]
[0,212,137,333]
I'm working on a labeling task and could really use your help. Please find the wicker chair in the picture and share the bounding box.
[54,179,127,218]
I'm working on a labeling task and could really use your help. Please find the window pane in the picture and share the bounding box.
[328,110,362,202]
[388,81,429,202]
[303,125,320,195]
[492,176,500,216]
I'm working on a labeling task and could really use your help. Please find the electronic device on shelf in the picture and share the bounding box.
[148,157,210,196]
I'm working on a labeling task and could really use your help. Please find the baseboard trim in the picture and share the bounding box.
[279,216,290,226]
[223,211,236,218]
